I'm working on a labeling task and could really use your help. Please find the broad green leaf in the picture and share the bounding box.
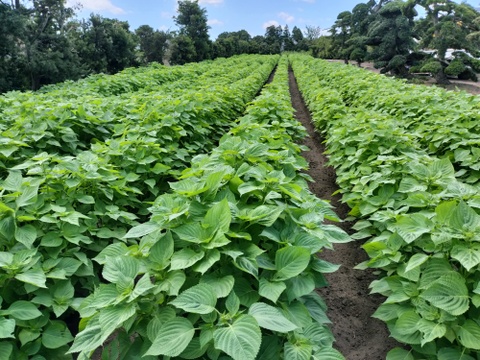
[257,335,282,360]
[213,314,261,360]
[450,201,480,232]
[0,342,13,359]
[99,303,137,334]
[102,256,139,285]
[248,302,297,333]
[149,232,174,269]
[15,268,47,288]
[274,246,311,281]
[16,184,39,208]
[204,198,231,233]
[170,284,217,314]
[14,225,37,249]
[312,348,345,360]
[417,319,446,346]
[310,258,341,274]
[67,322,106,354]
[193,249,221,274]
[437,347,475,360]
[179,337,208,359]
[0,318,15,338]
[42,321,74,349]
[386,348,414,360]
[234,277,260,307]
[145,317,195,357]
[124,222,160,239]
[3,171,22,191]
[395,311,420,336]
[304,323,334,347]
[156,270,186,296]
[286,274,315,301]
[284,342,312,360]
[259,278,286,303]
[4,301,42,320]
[405,254,429,272]
[456,320,480,350]
[226,291,240,315]
[200,275,235,298]
[398,177,428,193]
[281,301,312,328]
[170,249,205,270]
[420,273,469,316]
[451,243,480,271]
[388,214,433,244]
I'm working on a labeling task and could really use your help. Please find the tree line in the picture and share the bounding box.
[327,0,480,84]
[0,0,317,93]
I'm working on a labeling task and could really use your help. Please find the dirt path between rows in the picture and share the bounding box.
[288,67,399,359]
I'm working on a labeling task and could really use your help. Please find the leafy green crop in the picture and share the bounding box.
[69,56,349,360]
[291,53,480,359]
[0,55,287,359]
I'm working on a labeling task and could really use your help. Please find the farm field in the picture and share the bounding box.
[1,53,480,360]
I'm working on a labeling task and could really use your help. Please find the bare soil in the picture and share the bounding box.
[288,67,399,359]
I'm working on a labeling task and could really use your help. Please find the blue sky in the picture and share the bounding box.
[67,0,480,39]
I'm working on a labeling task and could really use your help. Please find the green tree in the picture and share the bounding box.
[213,30,252,57]
[366,0,417,76]
[331,11,353,63]
[69,15,137,74]
[264,25,283,54]
[416,0,480,83]
[170,34,197,64]
[174,0,211,62]
[135,25,171,65]
[0,2,28,92]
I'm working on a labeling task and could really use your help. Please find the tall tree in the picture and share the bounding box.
[69,15,137,74]
[174,0,211,62]
[331,11,353,63]
[416,0,480,83]
[135,25,171,65]
[264,25,283,54]
[366,0,417,76]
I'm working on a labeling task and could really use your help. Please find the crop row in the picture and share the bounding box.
[291,54,480,359]
[0,56,278,359]
[302,60,480,185]
[68,56,349,360]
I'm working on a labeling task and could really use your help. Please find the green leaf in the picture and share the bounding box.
[0,342,13,359]
[170,249,205,270]
[102,256,139,285]
[451,243,480,271]
[259,278,286,303]
[14,225,37,249]
[99,303,137,334]
[420,273,469,316]
[156,270,186,296]
[149,232,174,269]
[456,320,480,350]
[386,348,414,360]
[123,222,160,239]
[145,317,195,357]
[15,268,47,288]
[213,315,261,360]
[170,284,217,314]
[248,302,297,333]
[193,249,221,274]
[76,195,95,204]
[311,348,345,360]
[226,291,240,315]
[405,254,429,272]
[4,301,42,320]
[42,321,74,349]
[274,246,311,281]
[200,275,235,298]
[388,214,433,244]
[16,184,39,208]
[0,318,15,338]
[204,198,231,233]
[286,274,315,301]
[284,342,312,360]
[417,319,446,346]
[437,347,475,360]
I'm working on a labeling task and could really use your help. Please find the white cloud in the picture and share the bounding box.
[208,19,224,26]
[161,11,172,19]
[67,0,125,14]
[278,12,294,23]
[199,0,224,4]
[263,20,279,29]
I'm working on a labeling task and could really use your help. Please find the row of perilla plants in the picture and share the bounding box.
[0,56,279,359]
[301,58,480,186]
[291,53,480,360]
[68,56,349,360]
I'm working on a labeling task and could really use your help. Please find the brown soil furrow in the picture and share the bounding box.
[288,67,399,360]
